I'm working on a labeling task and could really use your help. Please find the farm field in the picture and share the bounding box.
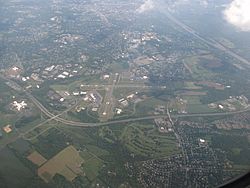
[38,145,84,183]
[27,151,47,167]
[0,0,250,187]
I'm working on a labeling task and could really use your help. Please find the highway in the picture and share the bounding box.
[159,6,250,67]
[80,84,165,89]
[2,73,247,128]
[28,90,250,127]
[1,74,250,150]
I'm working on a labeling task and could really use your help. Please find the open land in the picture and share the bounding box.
[0,0,250,187]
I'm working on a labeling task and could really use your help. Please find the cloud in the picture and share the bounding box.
[223,0,250,31]
[199,0,208,7]
[167,0,208,12]
[136,0,154,13]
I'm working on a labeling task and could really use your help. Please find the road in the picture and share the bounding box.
[1,74,250,151]
[6,76,249,128]
[159,6,250,67]
[1,6,250,128]
[28,91,250,127]
[1,71,250,130]
[80,84,165,89]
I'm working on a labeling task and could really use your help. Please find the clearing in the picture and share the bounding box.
[38,145,84,183]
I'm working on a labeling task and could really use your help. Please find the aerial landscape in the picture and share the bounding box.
[0,0,250,187]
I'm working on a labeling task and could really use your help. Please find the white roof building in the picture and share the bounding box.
[45,65,55,72]
[58,74,66,79]
[13,101,27,111]
[62,71,70,76]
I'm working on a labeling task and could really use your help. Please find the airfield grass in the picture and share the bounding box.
[113,87,138,98]
[50,75,106,92]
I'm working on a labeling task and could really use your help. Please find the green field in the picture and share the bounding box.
[82,157,103,181]
[184,82,202,90]
[184,56,216,80]
[0,148,33,188]
[120,124,180,158]
[183,96,217,113]
[135,98,168,116]
[80,150,93,161]
[50,75,106,93]
[86,145,110,158]
[38,145,84,183]
[30,128,71,159]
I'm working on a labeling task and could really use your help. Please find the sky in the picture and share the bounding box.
[223,0,250,31]
[136,0,154,13]
[136,0,250,32]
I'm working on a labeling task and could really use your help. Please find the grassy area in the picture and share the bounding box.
[82,157,103,181]
[183,96,217,113]
[30,128,71,159]
[232,164,250,171]
[187,104,216,113]
[135,98,168,116]
[184,82,202,90]
[211,134,250,165]
[27,151,47,167]
[113,87,138,99]
[80,150,93,161]
[0,148,33,188]
[38,145,84,183]
[66,109,100,123]
[184,56,216,80]
[0,112,17,127]
[24,122,56,140]
[86,145,110,158]
[50,75,105,93]
[98,126,117,144]
[107,61,129,73]
[120,124,180,158]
